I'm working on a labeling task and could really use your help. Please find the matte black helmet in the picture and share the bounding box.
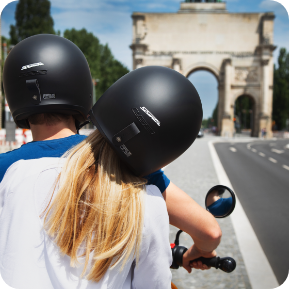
[88,66,203,176]
[3,34,93,129]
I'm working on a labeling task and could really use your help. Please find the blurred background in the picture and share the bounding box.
[0,0,289,136]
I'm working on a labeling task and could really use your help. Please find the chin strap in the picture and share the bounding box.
[76,120,91,134]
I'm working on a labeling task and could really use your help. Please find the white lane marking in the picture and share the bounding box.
[285,144,289,150]
[269,157,277,163]
[269,143,276,146]
[283,165,289,171]
[208,141,279,289]
[259,152,265,157]
[271,148,284,154]
[251,148,257,153]
[247,144,251,149]
[230,147,237,152]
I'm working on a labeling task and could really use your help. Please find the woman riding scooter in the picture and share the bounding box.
[0,66,220,288]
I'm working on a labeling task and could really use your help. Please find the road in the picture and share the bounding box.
[166,136,251,289]
[214,139,289,285]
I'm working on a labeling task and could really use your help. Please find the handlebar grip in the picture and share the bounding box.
[191,256,236,273]
[192,256,219,267]
[171,245,187,269]
[171,244,236,273]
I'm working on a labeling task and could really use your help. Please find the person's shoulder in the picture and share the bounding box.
[15,157,64,172]
[0,145,28,182]
[0,144,26,159]
[145,184,163,198]
[144,185,168,222]
[144,170,170,194]
[66,134,87,143]
[2,158,64,182]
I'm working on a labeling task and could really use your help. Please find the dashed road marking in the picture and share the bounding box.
[271,148,284,154]
[269,157,277,163]
[230,147,237,152]
[285,144,289,150]
[251,148,257,153]
[247,144,251,149]
[269,143,276,146]
[283,165,289,171]
[259,152,265,157]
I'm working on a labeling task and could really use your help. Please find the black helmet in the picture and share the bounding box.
[88,66,203,176]
[3,34,93,129]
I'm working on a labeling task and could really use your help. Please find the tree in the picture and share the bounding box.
[272,48,289,131]
[9,0,55,45]
[212,102,218,127]
[202,118,208,128]
[64,28,129,102]
[63,29,101,81]
[234,96,253,130]
[97,44,129,98]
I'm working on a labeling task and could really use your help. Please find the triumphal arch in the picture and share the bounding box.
[130,1,275,137]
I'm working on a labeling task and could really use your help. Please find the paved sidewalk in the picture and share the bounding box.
[166,136,252,289]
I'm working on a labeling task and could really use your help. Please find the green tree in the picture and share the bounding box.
[202,118,208,128]
[212,102,218,127]
[64,28,129,102]
[235,96,253,130]
[98,44,129,98]
[64,28,100,80]
[9,0,55,44]
[272,48,289,130]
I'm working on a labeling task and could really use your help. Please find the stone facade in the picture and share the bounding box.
[130,2,276,137]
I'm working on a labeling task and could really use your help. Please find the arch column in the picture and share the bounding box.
[259,58,272,138]
[135,59,143,69]
[172,59,181,73]
[221,58,234,137]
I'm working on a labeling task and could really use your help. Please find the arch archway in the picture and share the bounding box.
[187,68,219,132]
[184,62,220,82]
[234,94,256,137]
[131,2,275,138]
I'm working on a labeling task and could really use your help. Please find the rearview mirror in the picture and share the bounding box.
[205,185,236,218]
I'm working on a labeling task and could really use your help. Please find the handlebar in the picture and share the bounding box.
[170,230,236,273]
[170,244,236,273]
[190,256,236,273]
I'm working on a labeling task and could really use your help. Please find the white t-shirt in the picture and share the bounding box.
[0,158,172,289]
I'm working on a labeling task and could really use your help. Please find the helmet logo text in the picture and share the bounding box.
[21,62,44,70]
[140,107,160,126]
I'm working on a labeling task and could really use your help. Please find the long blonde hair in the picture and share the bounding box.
[43,130,146,281]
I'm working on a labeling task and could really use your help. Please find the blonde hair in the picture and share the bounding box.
[43,130,146,282]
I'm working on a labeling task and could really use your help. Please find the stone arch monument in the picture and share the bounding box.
[130,1,275,137]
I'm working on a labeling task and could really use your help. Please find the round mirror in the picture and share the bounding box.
[205,185,236,218]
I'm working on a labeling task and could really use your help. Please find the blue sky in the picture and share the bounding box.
[1,0,289,118]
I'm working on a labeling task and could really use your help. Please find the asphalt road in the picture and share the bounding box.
[166,136,251,289]
[214,139,289,285]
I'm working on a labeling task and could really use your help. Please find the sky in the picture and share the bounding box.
[1,0,289,118]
